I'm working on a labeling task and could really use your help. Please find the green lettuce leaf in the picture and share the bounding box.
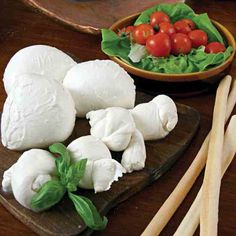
[134,3,195,25]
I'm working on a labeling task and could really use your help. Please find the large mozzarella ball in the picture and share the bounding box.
[3,45,76,94]
[87,107,136,151]
[2,149,56,210]
[1,74,76,150]
[131,95,178,140]
[67,135,125,192]
[63,60,136,117]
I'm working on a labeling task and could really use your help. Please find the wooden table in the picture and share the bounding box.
[0,0,235,235]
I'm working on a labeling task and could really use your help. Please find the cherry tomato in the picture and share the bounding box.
[174,20,191,34]
[146,32,171,57]
[118,26,135,37]
[132,24,155,45]
[181,19,196,30]
[188,30,208,48]
[170,33,192,55]
[159,22,176,36]
[150,11,170,28]
[205,42,226,53]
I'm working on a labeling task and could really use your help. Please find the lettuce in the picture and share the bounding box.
[101,3,233,74]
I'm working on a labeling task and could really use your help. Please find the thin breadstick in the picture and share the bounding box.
[200,75,232,236]
[174,115,236,236]
[141,76,236,236]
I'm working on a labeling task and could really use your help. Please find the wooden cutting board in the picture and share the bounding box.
[0,91,200,236]
[21,0,184,35]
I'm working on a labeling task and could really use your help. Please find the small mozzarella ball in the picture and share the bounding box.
[3,45,76,94]
[67,135,112,189]
[131,95,178,140]
[63,60,136,117]
[2,149,56,210]
[87,107,136,151]
[1,74,76,150]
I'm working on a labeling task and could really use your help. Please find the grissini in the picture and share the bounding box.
[174,115,236,236]
[141,76,236,236]
[200,75,232,236]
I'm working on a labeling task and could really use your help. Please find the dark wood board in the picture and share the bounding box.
[20,0,184,35]
[0,91,200,236]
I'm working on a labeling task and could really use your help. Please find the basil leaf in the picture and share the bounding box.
[66,159,87,192]
[49,143,71,183]
[31,180,66,212]
[69,192,108,230]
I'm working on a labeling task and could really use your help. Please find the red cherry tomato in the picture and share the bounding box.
[146,32,171,57]
[118,26,135,37]
[205,42,226,53]
[132,24,155,45]
[181,19,196,30]
[188,30,208,48]
[174,20,191,34]
[170,33,192,55]
[159,22,176,36]
[150,11,170,28]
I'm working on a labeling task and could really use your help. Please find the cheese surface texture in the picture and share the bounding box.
[63,60,136,117]
[1,74,76,150]
[3,45,76,94]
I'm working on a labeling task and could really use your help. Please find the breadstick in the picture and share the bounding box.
[200,75,232,236]
[174,115,236,236]
[141,76,236,236]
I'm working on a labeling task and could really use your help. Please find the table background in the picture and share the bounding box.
[0,0,236,235]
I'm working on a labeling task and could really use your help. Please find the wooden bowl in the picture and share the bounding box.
[109,13,236,82]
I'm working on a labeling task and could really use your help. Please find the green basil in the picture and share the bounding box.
[31,180,66,212]
[69,192,108,231]
[65,159,87,192]
[30,143,107,231]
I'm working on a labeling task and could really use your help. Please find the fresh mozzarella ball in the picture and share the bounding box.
[3,45,76,94]
[2,149,57,210]
[87,107,136,151]
[121,129,146,173]
[63,60,136,117]
[1,74,76,150]
[67,135,125,192]
[131,95,178,140]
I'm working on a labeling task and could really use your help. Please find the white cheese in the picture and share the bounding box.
[3,45,76,94]
[67,135,126,192]
[121,129,146,173]
[1,74,76,150]
[131,95,178,140]
[86,107,136,151]
[2,149,56,211]
[63,60,136,117]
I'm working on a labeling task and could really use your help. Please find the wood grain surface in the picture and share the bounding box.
[0,93,200,236]
[0,0,236,236]
[20,0,184,34]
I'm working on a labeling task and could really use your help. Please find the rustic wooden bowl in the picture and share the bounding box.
[109,13,236,82]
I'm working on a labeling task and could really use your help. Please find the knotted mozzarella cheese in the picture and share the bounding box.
[131,95,178,140]
[121,129,146,173]
[63,60,136,117]
[3,45,76,94]
[1,74,76,150]
[2,149,56,210]
[86,107,136,151]
[67,135,126,193]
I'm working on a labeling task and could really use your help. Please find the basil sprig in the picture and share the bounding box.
[31,143,107,231]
